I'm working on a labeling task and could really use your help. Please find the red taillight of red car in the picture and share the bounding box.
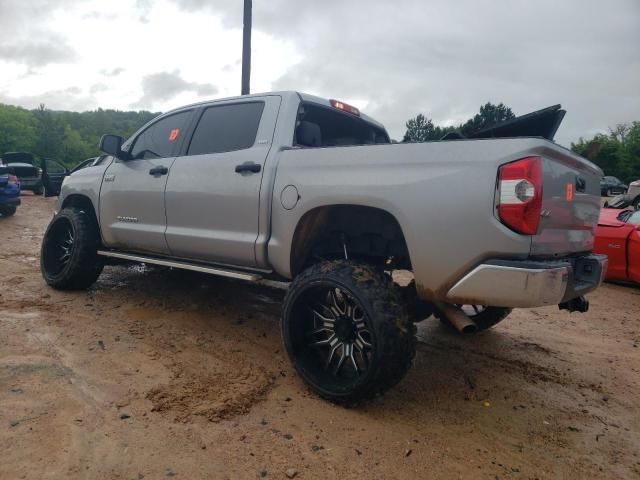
[497,156,543,235]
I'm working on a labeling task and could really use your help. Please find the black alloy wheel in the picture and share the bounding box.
[282,260,415,404]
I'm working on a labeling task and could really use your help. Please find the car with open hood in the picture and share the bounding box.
[1,152,69,196]
[1,152,43,195]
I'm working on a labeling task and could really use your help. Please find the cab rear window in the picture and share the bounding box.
[295,103,389,147]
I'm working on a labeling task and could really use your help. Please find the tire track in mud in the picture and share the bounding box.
[122,307,278,423]
[417,336,605,394]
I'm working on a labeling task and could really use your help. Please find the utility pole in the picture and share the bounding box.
[241,0,252,95]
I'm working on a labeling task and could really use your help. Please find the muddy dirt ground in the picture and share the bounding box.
[1,195,639,479]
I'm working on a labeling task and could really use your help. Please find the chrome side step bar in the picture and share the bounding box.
[97,250,262,282]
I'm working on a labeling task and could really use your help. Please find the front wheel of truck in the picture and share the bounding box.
[40,207,104,290]
[282,260,416,404]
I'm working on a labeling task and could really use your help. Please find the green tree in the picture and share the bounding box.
[0,103,158,168]
[571,122,640,182]
[59,125,94,165]
[34,104,65,160]
[0,104,38,153]
[403,102,515,142]
[403,114,455,142]
[459,102,515,136]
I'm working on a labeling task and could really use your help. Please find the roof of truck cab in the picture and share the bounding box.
[171,91,387,131]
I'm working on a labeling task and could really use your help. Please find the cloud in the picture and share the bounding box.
[81,10,118,21]
[171,0,640,145]
[0,0,80,67]
[0,87,98,111]
[132,70,218,108]
[100,67,126,77]
[0,39,77,67]
[0,0,637,146]
[135,0,154,23]
[89,83,109,94]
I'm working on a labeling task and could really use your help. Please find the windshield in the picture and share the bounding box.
[626,211,640,226]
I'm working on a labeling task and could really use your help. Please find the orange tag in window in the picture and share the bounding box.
[169,128,180,141]
[566,182,574,201]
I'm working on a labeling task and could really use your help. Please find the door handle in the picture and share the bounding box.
[235,162,261,174]
[149,166,168,176]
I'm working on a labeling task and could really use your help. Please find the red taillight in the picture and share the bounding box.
[497,156,543,235]
[8,174,18,184]
[330,99,360,116]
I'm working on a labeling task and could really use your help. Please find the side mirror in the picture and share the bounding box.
[99,134,125,157]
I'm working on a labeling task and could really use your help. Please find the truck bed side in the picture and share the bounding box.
[268,137,601,301]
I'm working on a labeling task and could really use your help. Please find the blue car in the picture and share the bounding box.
[0,164,21,217]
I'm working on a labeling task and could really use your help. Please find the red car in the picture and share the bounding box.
[593,208,640,283]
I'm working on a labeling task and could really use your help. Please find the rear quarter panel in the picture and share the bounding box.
[268,138,565,298]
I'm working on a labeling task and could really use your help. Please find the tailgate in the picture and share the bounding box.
[531,145,602,257]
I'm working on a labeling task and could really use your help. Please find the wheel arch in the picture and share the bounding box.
[289,204,411,277]
[60,194,102,241]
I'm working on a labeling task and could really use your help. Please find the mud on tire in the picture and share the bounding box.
[40,207,104,290]
[282,260,416,404]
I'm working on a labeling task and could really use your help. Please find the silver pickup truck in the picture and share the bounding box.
[40,91,607,403]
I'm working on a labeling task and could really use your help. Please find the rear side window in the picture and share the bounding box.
[130,111,191,160]
[187,102,264,156]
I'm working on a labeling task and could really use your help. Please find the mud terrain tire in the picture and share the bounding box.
[282,260,416,404]
[41,207,104,290]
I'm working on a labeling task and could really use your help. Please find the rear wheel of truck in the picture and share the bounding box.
[0,205,17,217]
[435,305,512,332]
[282,260,416,404]
[33,186,44,196]
[40,207,104,290]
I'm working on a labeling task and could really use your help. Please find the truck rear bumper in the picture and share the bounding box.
[445,254,607,308]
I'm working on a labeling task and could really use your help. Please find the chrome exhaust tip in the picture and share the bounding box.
[436,302,478,334]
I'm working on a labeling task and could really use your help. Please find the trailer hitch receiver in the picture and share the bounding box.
[558,296,589,313]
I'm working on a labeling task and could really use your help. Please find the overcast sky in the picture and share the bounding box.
[0,0,638,145]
